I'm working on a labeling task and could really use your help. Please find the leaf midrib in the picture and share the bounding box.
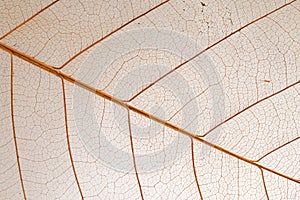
[1,41,299,184]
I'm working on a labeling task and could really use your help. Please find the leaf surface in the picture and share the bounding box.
[0,0,299,199]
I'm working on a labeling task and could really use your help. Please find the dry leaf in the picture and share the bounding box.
[0,0,299,199]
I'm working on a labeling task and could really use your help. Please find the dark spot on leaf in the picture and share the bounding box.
[201,2,206,6]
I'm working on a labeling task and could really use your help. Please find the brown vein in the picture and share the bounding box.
[127,0,297,102]
[256,137,299,162]
[191,139,203,200]
[1,42,299,184]
[127,111,144,200]
[167,88,209,121]
[261,170,270,200]
[199,81,300,137]
[57,0,170,69]
[10,54,26,199]
[0,0,60,40]
[61,79,84,199]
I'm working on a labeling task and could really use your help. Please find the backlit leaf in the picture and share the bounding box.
[0,0,299,199]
